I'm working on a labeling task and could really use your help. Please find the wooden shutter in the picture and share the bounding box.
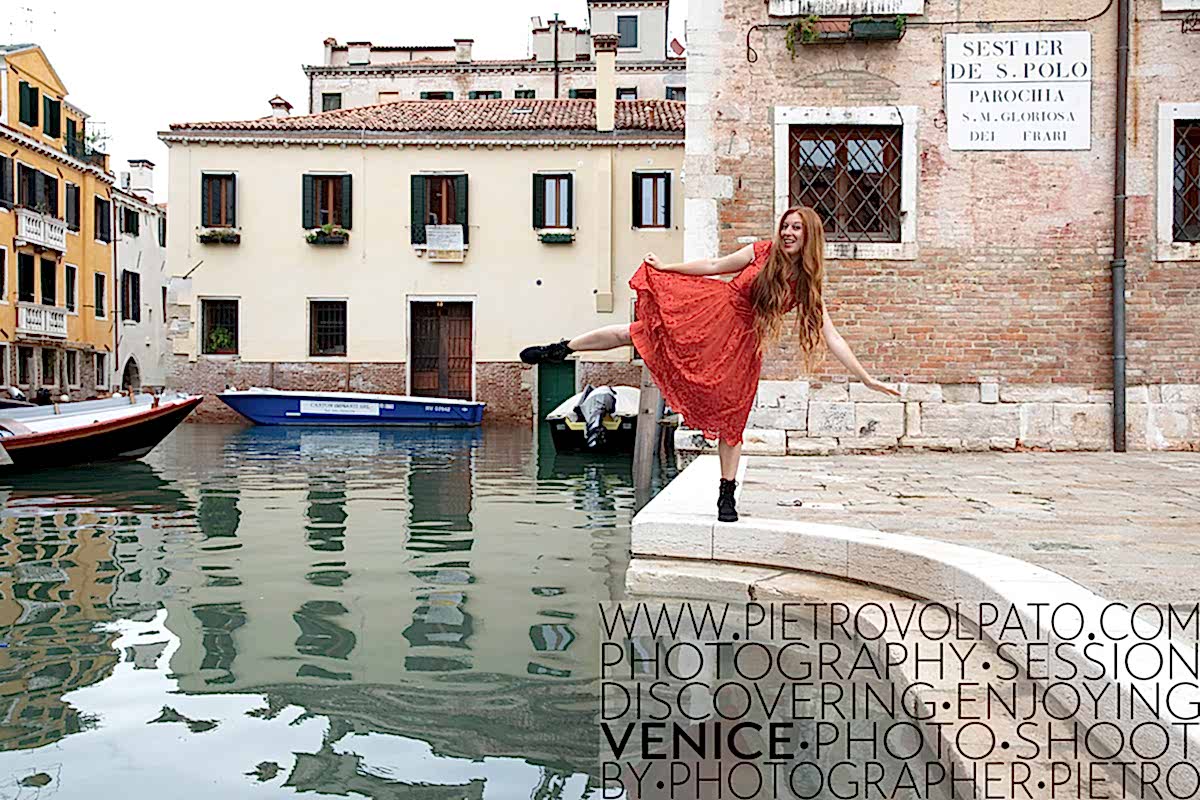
[302,174,315,228]
[225,175,237,227]
[201,176,212,227]
[43,97,51,135]
[566,174,575,227]
[340,174,352,229]
[33,172,44,213]
[662,173,672,228]
[453,174,468,244]
[410,176,426,244]
[632,173,643,227]
[532,174,545,228]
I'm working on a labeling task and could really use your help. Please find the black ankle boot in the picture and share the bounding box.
[717,478,738,523]
[520,339,574,365]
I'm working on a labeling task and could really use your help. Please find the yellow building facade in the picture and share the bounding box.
[0,44,115,398]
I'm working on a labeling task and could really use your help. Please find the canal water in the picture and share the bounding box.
[0,424,668,798]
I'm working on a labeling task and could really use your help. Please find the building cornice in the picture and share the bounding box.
[303,60,686,78]
[0,123,113,183]
[112,187,162,215]
[158,130,683,148]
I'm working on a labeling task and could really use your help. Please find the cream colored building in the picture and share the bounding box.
[306,0,685,112]
[160,35,683,422]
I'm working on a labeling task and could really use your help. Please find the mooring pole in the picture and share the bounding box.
[633,365,663,511]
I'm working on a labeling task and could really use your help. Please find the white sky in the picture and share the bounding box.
[7,0,688,199]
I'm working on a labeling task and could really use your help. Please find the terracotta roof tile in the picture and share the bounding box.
[170,98,684,134]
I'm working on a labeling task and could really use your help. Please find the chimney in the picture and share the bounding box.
[269,95,293,117]
[593,33,618,133]
[347,41,371,65]
[127,159,155,203]
[323,37,337,66]
[454,38,474,63]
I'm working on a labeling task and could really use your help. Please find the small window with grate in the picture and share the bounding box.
[789,124,902,243]
[202,299,239,355]
[310,300,347,357]
[1175,119,1200,243]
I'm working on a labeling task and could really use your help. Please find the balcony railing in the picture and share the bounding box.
[15,207,68,252]
[65,134,108,168]
[17,303,68,339]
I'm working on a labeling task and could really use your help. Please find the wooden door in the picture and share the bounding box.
[410,302,473,400]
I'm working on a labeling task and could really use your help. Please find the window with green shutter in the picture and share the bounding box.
[94,197,113,243]
[201,173,236,227]
[533,173,573,229]
[43,97,61,138]
[468,90,501,100]
[514,89,536,99]
[65,184,80,231]
[420,91,454,100]
[568,89,596,99]
[18,82,39,127]
[411,174,468,244]
[0,156,12,209]
[303,174,352,228]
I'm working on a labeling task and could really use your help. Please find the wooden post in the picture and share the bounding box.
[633,365,663,511]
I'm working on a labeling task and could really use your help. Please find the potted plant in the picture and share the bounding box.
[206,327,236,355]
[538,231,575,244]
[785,14,822,57]
[198,228,241,244]
[306,224,350,245]
[850,15,906,41]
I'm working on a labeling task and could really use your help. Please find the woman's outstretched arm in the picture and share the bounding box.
[644,244,756,277]
[822,307,901,396]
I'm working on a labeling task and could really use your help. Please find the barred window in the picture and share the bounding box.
[310,301,347,357]
[789,125,902,243]
[1175,120,1200,243]
[202,299,239,355]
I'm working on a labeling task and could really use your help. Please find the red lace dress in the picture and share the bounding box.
[628,240,775,446]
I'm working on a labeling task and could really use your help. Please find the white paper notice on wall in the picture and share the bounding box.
[945,31,1092,151]
[426,225,465,262]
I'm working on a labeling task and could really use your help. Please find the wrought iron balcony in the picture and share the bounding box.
[17,303,68,339]
[15,207,68,252]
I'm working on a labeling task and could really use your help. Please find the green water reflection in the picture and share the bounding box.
[0,424,661,798]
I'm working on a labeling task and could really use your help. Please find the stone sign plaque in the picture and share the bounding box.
[945,31,1092,151]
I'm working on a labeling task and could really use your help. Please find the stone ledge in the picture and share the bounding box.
[632,456,1200,768]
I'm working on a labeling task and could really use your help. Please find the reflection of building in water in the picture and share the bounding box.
[284,744,486,799]
[0,508,121,750]
[155,428,606,773]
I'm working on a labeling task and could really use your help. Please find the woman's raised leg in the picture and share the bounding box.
[568,324,632,352]
[520,324,632,364]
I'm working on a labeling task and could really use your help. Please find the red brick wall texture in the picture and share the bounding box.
[706,1,1198,388]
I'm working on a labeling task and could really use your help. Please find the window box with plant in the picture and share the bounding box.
[538,232,575,244]
[307,224,350,245]
[197,228,241,245]
[850,15,906,41]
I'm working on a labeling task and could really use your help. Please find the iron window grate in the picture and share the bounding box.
[202,300,239,355]
[789,124,902,243]
[1175,120,1200,243]
[311,301,347,357]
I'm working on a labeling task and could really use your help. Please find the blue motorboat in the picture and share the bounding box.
[217,388,485,427]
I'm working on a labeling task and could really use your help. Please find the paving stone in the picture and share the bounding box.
[740,429,787,455]
[786,433,838,455]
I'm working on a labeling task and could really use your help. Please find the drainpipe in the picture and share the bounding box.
[1111,0,1130,452]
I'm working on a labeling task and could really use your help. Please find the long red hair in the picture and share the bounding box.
[749,206,826,368]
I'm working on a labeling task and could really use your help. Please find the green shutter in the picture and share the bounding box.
[28,85,38,126]
[662,173,672,228]
[566,174,575,228]
[420,91,431,100]
[532,174,545,228]
[226,175,237,227]
[302,174,315,228]
[454,174,468,244]
[568,89,579,99]
[201,176,212,227]
[410,175,426,245]
[43,96,51,135]
[632,172,642,228]
[340,174,352,229]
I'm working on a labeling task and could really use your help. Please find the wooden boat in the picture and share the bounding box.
[0,392,202,473]
[545,385,640,454]
[218,388,486,427]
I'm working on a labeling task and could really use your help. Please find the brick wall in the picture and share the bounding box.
[679,0,1200,451]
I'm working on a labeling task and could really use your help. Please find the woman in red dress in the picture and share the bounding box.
[520,206,899,522]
